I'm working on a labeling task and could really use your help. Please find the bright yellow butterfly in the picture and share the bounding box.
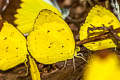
[27,9,77,64]
[14,0,61,34]
[84,50,120,80]
[0,21,40,80]
[0,21,28,70]
[80,5,120,51]
[0,9,79,79]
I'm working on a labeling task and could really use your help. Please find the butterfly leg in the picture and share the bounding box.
[61,60,67,70]
[72,56,76,70]
[61,59,76,71]
[73,53,87,71]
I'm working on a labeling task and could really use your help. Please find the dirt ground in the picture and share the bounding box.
[0,0,120,80]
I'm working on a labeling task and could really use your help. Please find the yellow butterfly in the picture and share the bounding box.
[0,21,27,70]
[79,5,120,51]
[0,9,81,80]
[14,0,80,64]
[84,50,120,80]
[14,0,61,34]
[27,9,78,64]
[0,21,40,80]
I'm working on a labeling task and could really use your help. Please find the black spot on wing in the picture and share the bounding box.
[16,47,19,50]
[92,42,95,44]
[62,46,64,48]
[35,37,36,40]
[57,28,65,32]
[4,37,7,40]
[6,46,9,52]
[97,13,100,16]
[108,20,114,24]
[57,30,61,32]
[48,42,53,48]
[47,30,50,33]
[50,42,53,45]
[48,46,51,48]
[67,38,69,40]
[61,53,63,54]
[6,46,8,49]
[16,56,18,57]
[97,10,100,12]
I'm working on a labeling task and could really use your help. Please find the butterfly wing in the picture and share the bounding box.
[84,51,120,80]
[28,55,41,80]
[14,0,61,34]
[27,9,75,64]
[80,5,120,51]
[0,22,28,71]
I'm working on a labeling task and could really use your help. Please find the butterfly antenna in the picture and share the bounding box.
[61,60,67,70]
[73,56,76,71]
[114,47,117,51]
[75,53,87,62]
